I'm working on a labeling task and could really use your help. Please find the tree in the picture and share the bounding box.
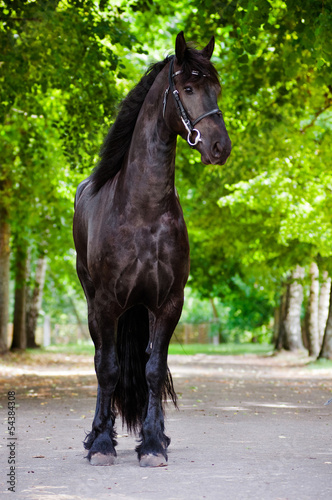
[11,240,28,350]
[276,266,305,351]
[0,185,10,352]
[2,1,332,349]
[318,271,331,345]
[172,0,332,344]
[26,255,47,348]
[320,285,332,360]
[126,1,332,344]
[0,0,143,351]
[307,262,320,356]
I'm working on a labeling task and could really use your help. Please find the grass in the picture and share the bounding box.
[42,341,273,357]
[45,342,95,355]
[306,358,332,370]
[168,342,273,356]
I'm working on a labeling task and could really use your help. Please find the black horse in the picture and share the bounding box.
[73,32,231,467]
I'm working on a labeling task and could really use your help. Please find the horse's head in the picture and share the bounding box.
[165,32,231,166]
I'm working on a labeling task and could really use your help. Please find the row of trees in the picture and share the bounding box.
[1,0,332,358]
[275,264,332,357]
[177,0,332,357]
[0,0,140,350]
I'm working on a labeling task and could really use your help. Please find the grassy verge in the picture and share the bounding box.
[168,343,272,356]
[306,358,332,370]
[43,342,273,357]
[45,343,95,355]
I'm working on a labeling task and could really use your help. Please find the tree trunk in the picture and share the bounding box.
[283,266,305,351]
[275,286,288,350]
[0,215,10,353]
[319,284,332,360]
[273,305,280,346]
[307,262,320,357]
[26,256,47,348]
[11,244,28,350]
[318,270,331,347]
[302,305,309,350]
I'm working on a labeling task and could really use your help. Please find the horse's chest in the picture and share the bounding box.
[108,221,189,310]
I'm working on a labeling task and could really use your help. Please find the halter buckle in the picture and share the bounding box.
[163,87,169,118]
[181,116,192,135]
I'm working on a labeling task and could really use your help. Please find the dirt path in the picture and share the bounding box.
[1,351,332,499]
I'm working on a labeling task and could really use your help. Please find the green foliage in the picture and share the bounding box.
[181,284,273,343]
[172,0,332,333]
[0,0,143,325]
[2,0,332,344]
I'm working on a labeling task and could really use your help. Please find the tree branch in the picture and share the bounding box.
[300,102,332,133]
[0,17,40,22]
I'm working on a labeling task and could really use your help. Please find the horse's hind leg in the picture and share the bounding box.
[136,298,181,467]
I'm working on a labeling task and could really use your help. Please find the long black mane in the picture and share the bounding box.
[91,47,219,194]
[91,57,171,193]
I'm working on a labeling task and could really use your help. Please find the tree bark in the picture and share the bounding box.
[275,287,288,350]
[26,256,47,348]
[0,215,10,353]
[302,305,309,350]
[283,266,305,351]
[11,244,28,350]
[307,262,320,357]
[318,270,331,347]
[273,305,281,346]
[319,284,332,360]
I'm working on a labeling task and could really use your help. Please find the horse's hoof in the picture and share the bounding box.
[139,454,167,467]
[89,452,116,466]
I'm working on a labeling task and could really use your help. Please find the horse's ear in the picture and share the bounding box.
[175,31,187,64]
[201,36,215,60]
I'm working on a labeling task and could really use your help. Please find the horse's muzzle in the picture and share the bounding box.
[200,138,232,165]
[212,140,232,165]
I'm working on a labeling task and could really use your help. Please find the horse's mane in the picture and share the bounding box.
[91,57,171,193]
[91,46,219,194]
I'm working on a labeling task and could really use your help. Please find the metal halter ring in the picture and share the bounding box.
[187,128,201,147]
[181,117,202,147]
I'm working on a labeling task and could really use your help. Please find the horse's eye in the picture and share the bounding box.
[184,86,193,95]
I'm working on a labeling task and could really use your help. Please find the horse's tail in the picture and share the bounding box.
[112,305,177,433]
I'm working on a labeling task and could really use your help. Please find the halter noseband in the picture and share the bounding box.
[163,56,221,147]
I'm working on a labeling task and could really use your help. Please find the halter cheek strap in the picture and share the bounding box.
[163,56,221,147]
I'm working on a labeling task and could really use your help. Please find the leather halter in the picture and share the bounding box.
[163,56,221,147]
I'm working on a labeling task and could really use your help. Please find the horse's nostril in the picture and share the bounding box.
[212,142,223,158]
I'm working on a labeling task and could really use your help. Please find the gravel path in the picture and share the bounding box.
[1,351,332,499]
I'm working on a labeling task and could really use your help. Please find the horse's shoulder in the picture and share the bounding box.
[74,177,91,208]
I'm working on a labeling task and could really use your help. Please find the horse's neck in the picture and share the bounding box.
[119,72,177,211]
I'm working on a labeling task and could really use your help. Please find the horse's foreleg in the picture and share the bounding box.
[136,301,182,467]
[136,346,169,467]
[85,322,119,465]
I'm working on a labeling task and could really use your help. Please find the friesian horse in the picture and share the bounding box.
[73,31,231,467]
